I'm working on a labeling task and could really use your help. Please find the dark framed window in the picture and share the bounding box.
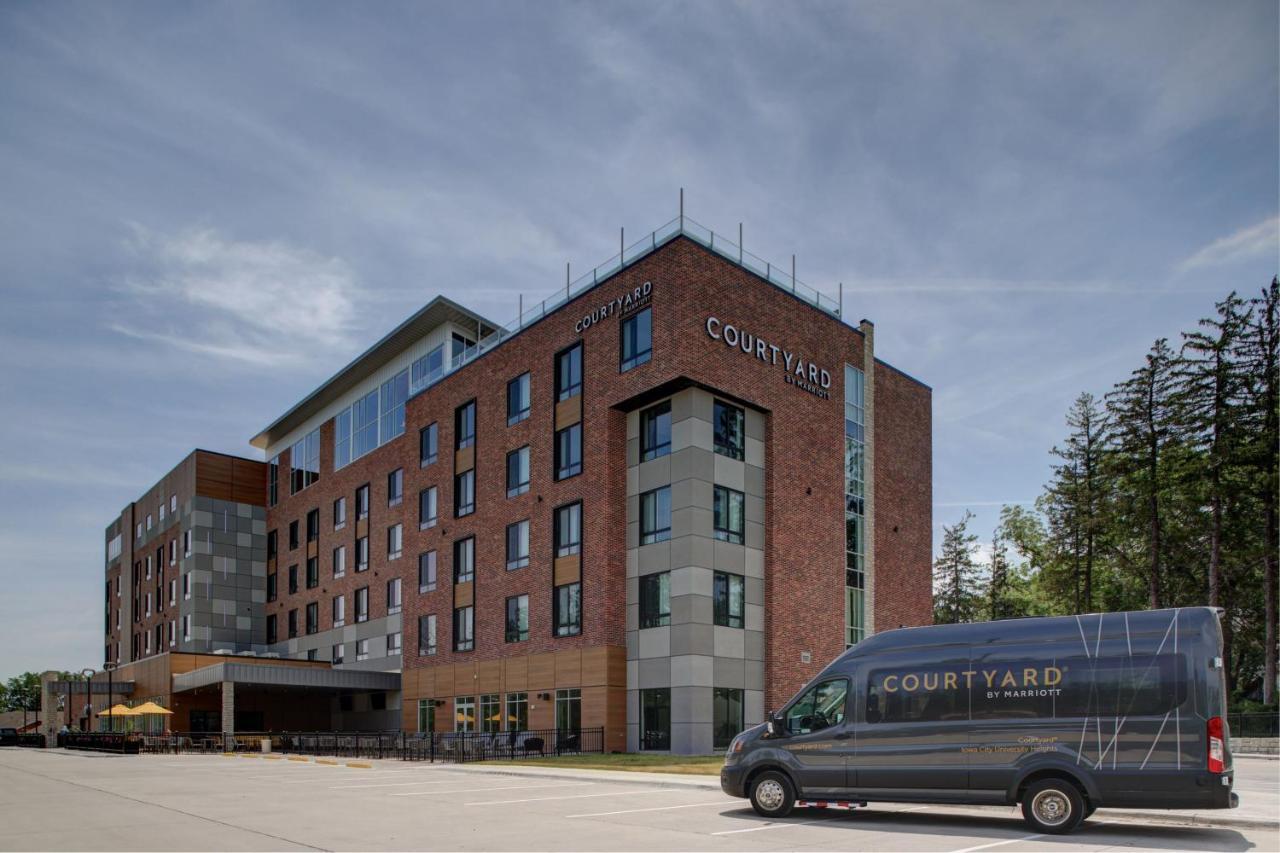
[287,608,298,639]
[453,537,475,584]
[419,486,438,529]
[714,400,745,460]
[418,614,437,656]
[640,400,671,461]
[640,688,671,751]
[455,400,476,450]
[333,545,346,577]
[266,570,277,602]
[288,520,299,550]
[418,550,436,592]
[387,468,403,506]
[288,564,299,594]
[453,606,474,652]
[620,307,652,372]
[555,423,582,480]
[554,501,582,557]
[305,602,318,635]
[713,688,744,749]
[639,572,670,629]
[555,343,582,401]
[386,577,402,614]
[553,582,581,637]
[332,643,345,665]
[332,594,345,627]
[507,373,531,425]
[387,523,403,559]
[266,613,277,644]
[306,508,319,542]
[714,571,745,629]
[506,446,530,497]
[454,470,475,517]
[505,594,529,643]
[290,428,321,494]
[333,497,346,529]
[713,486,745,544]
[356,536,369,571]
[639,487,671,545]
[267,529,277,560]
[506,520,529,570]
[356,484,370,520]
[355,586,369,623]
[419,422,438,466]
[268,456,279,507]
[306,557,318,589]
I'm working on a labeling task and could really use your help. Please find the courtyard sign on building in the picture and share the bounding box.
[705,316,832,400]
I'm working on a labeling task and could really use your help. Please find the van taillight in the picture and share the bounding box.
[1207,716,1225,773]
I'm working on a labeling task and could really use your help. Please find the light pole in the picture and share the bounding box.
[104,663,115,733]
[79,668,95,733]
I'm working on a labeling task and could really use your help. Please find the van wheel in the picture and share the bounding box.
[1021,779,1085,834]
[749,771,795,818]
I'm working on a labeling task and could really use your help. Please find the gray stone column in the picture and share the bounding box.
[221,681,235,742]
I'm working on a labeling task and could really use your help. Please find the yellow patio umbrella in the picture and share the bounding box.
[103,704,139,733]
[131,701,173,715]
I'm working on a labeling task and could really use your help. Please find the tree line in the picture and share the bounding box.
[934,278,1278,708]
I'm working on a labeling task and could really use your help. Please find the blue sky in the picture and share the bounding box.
[0,1,1275,676]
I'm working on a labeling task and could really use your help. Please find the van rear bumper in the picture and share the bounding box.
[1093,770,1235,811]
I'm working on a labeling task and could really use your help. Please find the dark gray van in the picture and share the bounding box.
[721,607,1237,834]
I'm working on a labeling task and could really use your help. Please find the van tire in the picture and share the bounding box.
[749,771,795,818]
[1021,778,1085,834]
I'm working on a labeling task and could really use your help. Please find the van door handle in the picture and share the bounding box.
[833,732,852,741]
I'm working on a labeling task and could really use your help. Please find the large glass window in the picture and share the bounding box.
[713,486,745,544]
[714,571,745,629]
[268,456,279,506]
[713,400,744,460]
[505,594,529,643]
[553,582,581,637]
[640,487,671,545]
[555,688,581,734]
[455,470,475,517]
[454,695,476,732]
[506,520,529,570]
[554,502,582,557]
[455,400,476,450]
[640,688,670,750]
[640,401,671,461]
[352,388,380,460]
[418,550,436,592]
[480,694,501,734]
[507,446,530,497]
[334,409,351,470]
[845,364,866,647]
[417,697,436,732]
[786,678,848,734]
[290,428,321,494]
[453,606,474,652]
[554,424,582,480]
[507,373,531,425]
[639,572,670,629]
[556,343,582,401]
[453,537,475,584]
[419,486,438,529]
[505,692,528,731]
[380,368,409,442]
[418,614,437,656]
[620,307,652,372]
[411,344,445,392]
[419,422,438,467]
[713,688,744,749]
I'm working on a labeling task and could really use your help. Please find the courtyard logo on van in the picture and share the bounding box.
[879,666,1066,699]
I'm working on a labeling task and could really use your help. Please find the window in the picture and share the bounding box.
[145,556,152,579]
[335,407,352,470]
[332,594,345,628]
[506,692,528,732]
[411,344,445,391]
[288,520,299,550]
[355,587,369,623]
[290,427,321,494]
[786,678,848,734]
[380,369,409,443]
[268,456,279,506]
[419,422,438,466]
[454,695,476,732]
[387,523,403,560]
[159,502,165,524]
[333,497,346,530]
[418,550,437,593]
[555,688,581,736]
[713,688,744,749]
[419,486,438,529]
[451,331,473,362]
[476,693,499,733]
[287,609,298,639]
[554,502,582,557]
[713,400,745,460]
[553,582,581,637]
[356,536,369,572]
[332,643,345,665]
[333,545,346,578]
[505,594,529,643]
[620,307,652,371]
[845,363,866,647]
[714,572,745,629]
[387,469,403,506]
[506,520,529,570]
[267,571,277,602]
[453,606,474,651]
[639,487,671,545]
[453,537,475,584]
[183,529,192,557]
[640,688,670,750]
[454,470,475,517]
[306,508,319,542]
[639,572,671,628]
[418,614,437,656]
[455,400,476,450]
[168,539,176,566]
[306,557,319,589]
[144,592,152,616]
[183,614,192,642]
[506,446,530,497]
[640,401,671,461]
[554,423,582,480]
[288,565,298,594]
[146,513,153,531]
[168,619,175,647]
[182,573,191,600]
[507,373,531,425]
[356,638,369,661]
[170,494,177,514]
[556,343,582,401]
[356,484,370,520]
[387,578,402,615]
[266,614,278,644]
[387,631,402,655]
[306,602,318,635]
[713,486,745,544]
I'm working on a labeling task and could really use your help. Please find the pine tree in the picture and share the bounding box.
[933,510,984,624]
[1044,394,1108,611]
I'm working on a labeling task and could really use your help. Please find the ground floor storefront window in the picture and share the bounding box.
[641,688,670,750]
[713,687,744,749]
[417,699,435,733]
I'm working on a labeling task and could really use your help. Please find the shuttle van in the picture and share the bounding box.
[721,607,1237,834]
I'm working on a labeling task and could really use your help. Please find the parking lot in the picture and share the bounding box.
[0,748,1271,852]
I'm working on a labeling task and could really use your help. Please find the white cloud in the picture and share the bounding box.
[113,226,366,369]
[1177,216,1279,272]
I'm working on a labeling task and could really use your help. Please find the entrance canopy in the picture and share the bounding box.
[173,661,400,694]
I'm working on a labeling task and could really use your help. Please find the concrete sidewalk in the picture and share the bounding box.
[441,760,1279,831]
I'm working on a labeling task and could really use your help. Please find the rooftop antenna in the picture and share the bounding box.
[620,227,624,260]
[566,262,570,299]
[838,282,843,319]
[679,188,684,229]
[739,223,743,264]
[792,254,797,293]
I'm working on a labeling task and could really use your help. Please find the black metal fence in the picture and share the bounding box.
[160,731,403,757]
[17,734,46,748]
[400,727,605,763]
[1228,713,1278,738]
[57,733,141,754]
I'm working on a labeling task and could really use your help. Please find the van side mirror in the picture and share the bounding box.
[766,712,786,738]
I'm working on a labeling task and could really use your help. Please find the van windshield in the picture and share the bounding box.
[786,678,848,734]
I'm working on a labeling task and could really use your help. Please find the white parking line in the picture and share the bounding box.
[467,789,671,806]
[567,800,734,818]
[393,782,596,798]
[947,833,1044,853]
[330,779,459,790]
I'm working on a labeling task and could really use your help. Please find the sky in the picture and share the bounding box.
[0,1,1276,677]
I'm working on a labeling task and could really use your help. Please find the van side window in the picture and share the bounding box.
[786,678,848,734]
[866,666,969,724]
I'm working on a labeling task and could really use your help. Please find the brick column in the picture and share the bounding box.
[221,681,235,742]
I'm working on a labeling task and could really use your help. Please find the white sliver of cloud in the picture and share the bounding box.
[1177,215,1279,273]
